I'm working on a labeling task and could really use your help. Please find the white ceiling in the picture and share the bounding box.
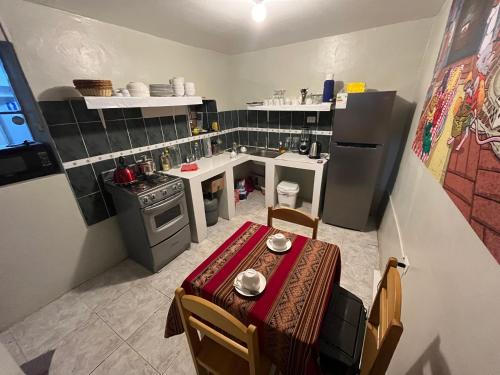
[26,0,446,54]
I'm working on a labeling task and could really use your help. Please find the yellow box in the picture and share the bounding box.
[345,82,366,93]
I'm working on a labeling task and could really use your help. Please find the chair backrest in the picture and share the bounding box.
[360,257,403,375]
[175,288,263,375]
[267,207,319,239]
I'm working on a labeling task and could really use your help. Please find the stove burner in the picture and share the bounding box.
[119,173,175,195]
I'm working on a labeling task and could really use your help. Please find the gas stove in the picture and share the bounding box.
[103,171,184,208]
[102,170,191,273]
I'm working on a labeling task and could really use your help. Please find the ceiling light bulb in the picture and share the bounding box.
[252,2,267,23]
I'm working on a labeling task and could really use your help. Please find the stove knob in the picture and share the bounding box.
[142,197,149,204]
[150,193,156,200]
[176,182,183,190]
[162,190,167,196]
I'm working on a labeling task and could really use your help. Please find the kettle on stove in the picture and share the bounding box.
[308,141,322,159]
[113,156,137,185]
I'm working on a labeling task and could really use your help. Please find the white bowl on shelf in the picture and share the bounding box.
[129,89,150,97]
[126,82,148,91]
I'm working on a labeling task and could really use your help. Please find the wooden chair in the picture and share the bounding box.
[175,288,271,375]
[318,257,403,375]
[359,257,403,375]
[267,207,319,239]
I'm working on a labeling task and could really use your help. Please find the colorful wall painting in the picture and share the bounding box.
[412,0,500,263]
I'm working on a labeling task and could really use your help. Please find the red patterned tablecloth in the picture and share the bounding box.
[165,221,341,375]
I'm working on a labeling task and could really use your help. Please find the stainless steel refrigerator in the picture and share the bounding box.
[322,91,411,231]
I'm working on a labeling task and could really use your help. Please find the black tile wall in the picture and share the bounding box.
[257,111,267,128]
[66,165,99,198]
[39,101,75,125]
[106,120,132,152]
[268,132,279,149]
[126,118,148,148]
[207,112,218,131]
[206,100,217,113]
[268,111,279,129]
[316,135,331,153]
[279,111,292,130]
[41,99,334,227]
[248,131,258,147]
[218,112,226,131]
[102,108,124,121]
[70,100,100,122]
[239,130,249,145]
[226,131,235,148]
[78,192,109,226]
[248,110,257,126]
[48,123,89,162]
[318,111,330,130]
[257,131,267,148]
[123,107,142,118]
[291,111,305,129]
[175,115,190,139]
[160,116,177,141]
[79,122,112,156]
[226,112,234,129]
[144,117,164,144]
[178,142,192,163]
[231,111,239,128]
[238,110,247,127]
[92,159,117,216]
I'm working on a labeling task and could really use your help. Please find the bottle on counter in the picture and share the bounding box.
[160,148,171,171]
[211,138,219,155]
[278,140,286,154]
[322,73,335,102]
[194,141,202,160]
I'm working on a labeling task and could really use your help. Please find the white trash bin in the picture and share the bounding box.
[277,181,300,209]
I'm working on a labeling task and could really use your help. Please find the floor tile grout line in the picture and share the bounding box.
[87,318,125,375]
[123,341,161,375]
[96,285,168,342]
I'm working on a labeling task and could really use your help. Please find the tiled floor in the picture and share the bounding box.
[0,192,379,375]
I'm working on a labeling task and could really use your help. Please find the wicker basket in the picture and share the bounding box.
[73,79,113,97]
[75,87,113,97]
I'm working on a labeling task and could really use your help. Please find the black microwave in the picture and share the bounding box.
[0,141,60,186]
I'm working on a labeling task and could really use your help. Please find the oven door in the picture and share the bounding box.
[141,191,189,246]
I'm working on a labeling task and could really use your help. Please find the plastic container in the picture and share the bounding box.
[204,198,219,226]
[322,73,335,102]
[277,181,300,209]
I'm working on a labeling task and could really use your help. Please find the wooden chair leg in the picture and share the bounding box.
[267,207,273,227]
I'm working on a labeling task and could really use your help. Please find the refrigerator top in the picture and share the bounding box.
[332,91,396,145]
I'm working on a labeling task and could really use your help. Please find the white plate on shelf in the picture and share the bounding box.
[233,271,266,297]
[266,238,292,253]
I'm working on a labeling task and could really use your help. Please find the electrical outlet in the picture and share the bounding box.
[400,255,410,276]
[306,116,316,124]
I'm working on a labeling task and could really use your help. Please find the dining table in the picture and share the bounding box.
[165,221,341,375]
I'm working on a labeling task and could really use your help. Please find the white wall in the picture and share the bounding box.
[228,18,435,108]
[0,0,232,109]
[0,0,235,329]
[0,174,126,330]
[379,0,500,373]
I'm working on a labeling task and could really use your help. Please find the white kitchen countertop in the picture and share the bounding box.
[275,152,328,167]
[166,151,327,181]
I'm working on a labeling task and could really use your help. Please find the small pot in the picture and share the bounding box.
[137,155,156,176]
